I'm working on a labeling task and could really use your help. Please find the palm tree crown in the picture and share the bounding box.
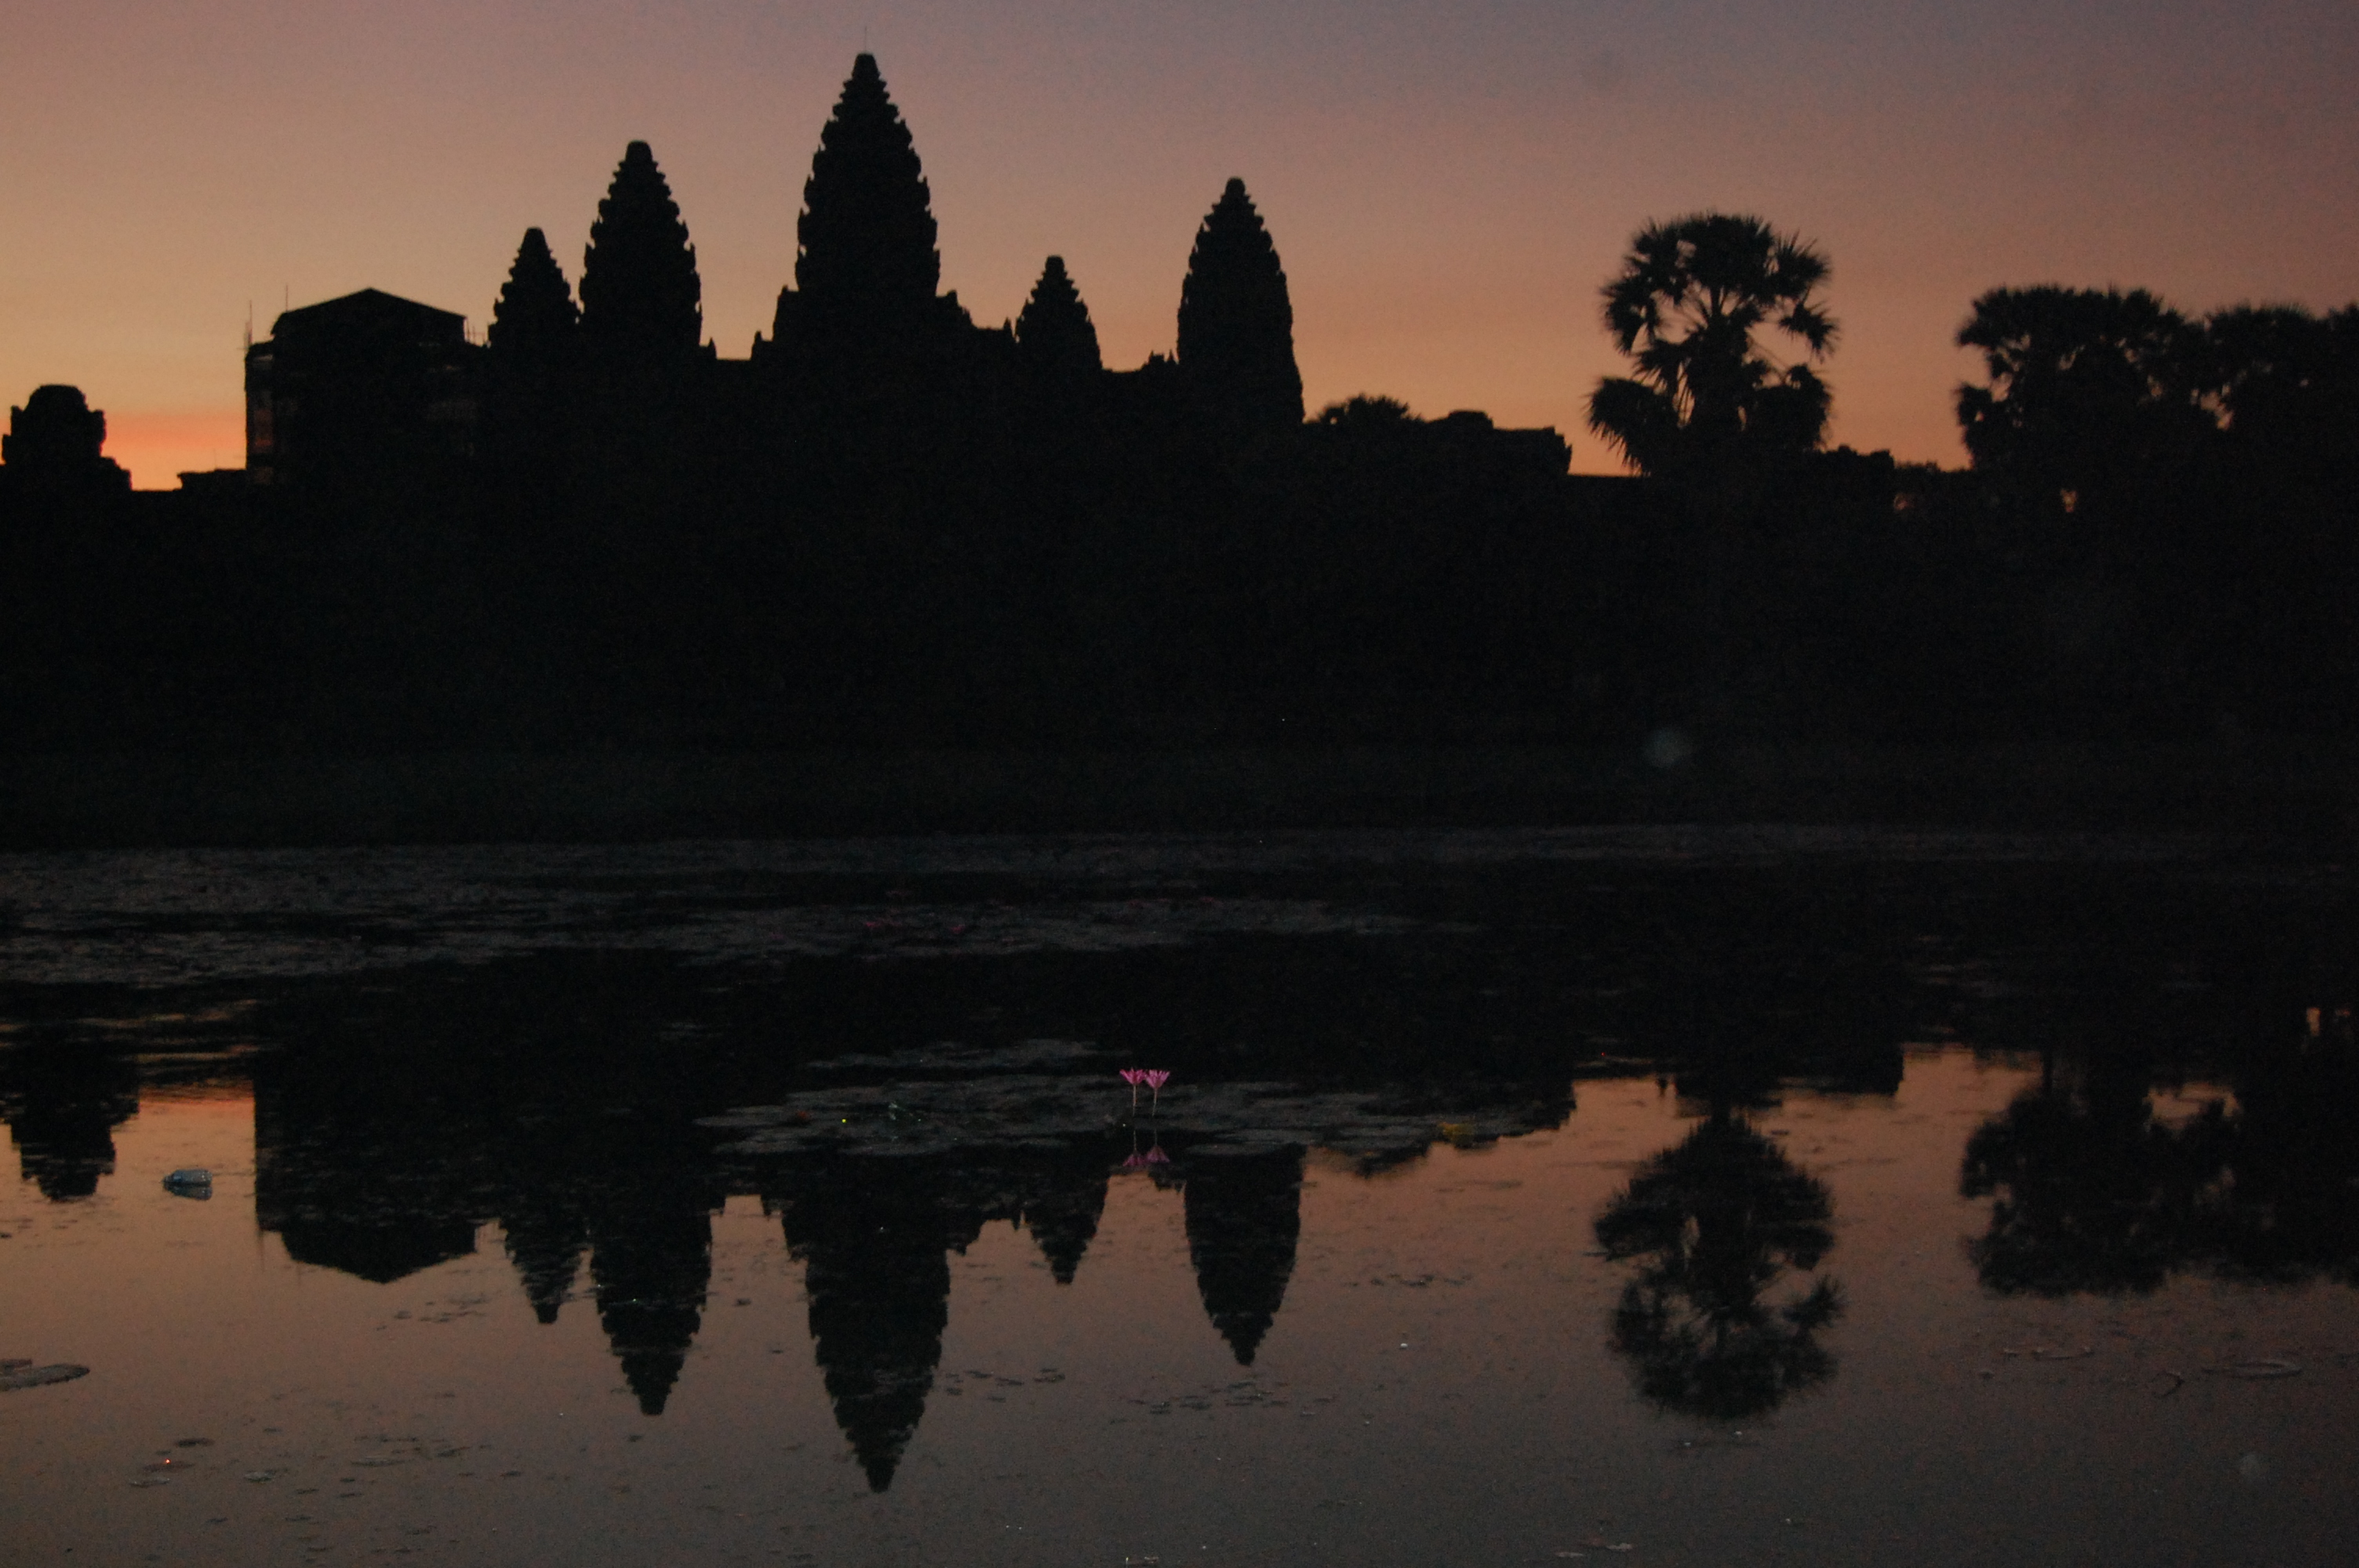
[1588,213,1837,477]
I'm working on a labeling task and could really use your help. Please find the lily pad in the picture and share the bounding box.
[0,1363,89,1392]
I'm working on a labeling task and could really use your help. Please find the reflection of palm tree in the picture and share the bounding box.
[1594,1112,1842,1419]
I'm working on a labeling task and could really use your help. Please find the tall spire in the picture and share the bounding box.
[795,54,940,322]
[489,227,578,361]
[1015,256,1102,379]
[579,141,703,363]
[1176,178,1304,429]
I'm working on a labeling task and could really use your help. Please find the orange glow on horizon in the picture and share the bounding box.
[8,4,2354,489]
[100,410,246,491]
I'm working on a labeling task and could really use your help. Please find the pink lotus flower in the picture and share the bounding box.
[1119,1068,1147,1112]
[1142,1069,1171,1112]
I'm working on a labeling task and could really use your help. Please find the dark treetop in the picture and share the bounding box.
[793,53,941,334]
[1176,178,1304,429]
[579,142,703,363]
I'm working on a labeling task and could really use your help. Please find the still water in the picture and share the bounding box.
[2,828,2355,1566]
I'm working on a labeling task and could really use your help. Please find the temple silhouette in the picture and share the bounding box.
[226,56,1561,508]
[9,55,2359,773]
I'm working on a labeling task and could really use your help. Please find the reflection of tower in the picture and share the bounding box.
[1182,1147,1306,1366]
[1018,1152,1110,1285]
[588,1183,715,1416]
[500,1192,589,1325]
[0,1044,140,1201]
[771,1160,982,1493]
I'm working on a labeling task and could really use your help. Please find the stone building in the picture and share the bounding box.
[245,289,481,491]
[0,384,132,501]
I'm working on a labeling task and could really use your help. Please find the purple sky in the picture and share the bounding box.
[4,0,2354,485]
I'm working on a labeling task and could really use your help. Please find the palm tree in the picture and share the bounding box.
[1594,1111,1845,1418]
[1587,213,1837,479]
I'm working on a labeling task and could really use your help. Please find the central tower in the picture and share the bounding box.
[772,53,953,358]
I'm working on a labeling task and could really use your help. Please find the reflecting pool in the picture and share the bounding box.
[3,828,2355,1565]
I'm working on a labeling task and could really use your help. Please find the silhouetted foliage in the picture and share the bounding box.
[1587,214,1835,480]
[1314,394,1416,431]
[1961,1021,2359,1295]
[1954,285,2210,517]
[1177,178,1304,433]
[2195,302,2359,498]
[1960,1062,2203,1295]
[1595,1112,1842,1419]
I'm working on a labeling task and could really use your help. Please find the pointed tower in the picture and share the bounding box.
[579,142,703,366]
[1015,256,1103,380]
[776,1166,963,1494]
[1181,1146,1306,1367]
[489,228,579,361]
[483,228,580,491]
[1176,178,1304,430]
[498,1192,587,1326]
[588,1192,713,1417]
[778,53,943,350]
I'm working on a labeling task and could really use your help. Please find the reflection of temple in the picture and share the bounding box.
[765,1149,1114,1490]
[587,1178,717,1415]
[772,1163,962,1492]
[252,1060,487,1282]
[0,1044,141,1200]
[499,1191,588,1325]
[248,1037,727,1417]
[1181,1147,1306,1366]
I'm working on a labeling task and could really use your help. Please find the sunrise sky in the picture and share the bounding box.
[4,1,2354,487]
